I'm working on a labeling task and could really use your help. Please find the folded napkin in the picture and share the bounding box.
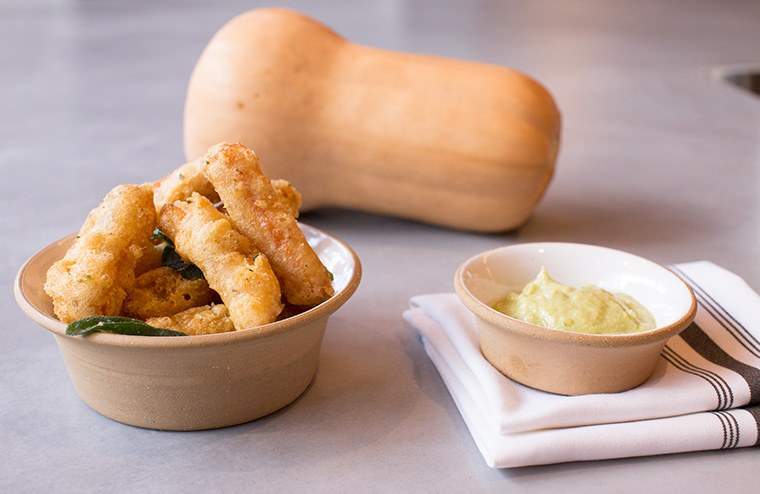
[404,261,760,468]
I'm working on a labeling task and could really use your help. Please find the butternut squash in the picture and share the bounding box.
[184,8,561,232]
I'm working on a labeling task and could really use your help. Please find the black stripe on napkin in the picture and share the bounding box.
[717,411,740,448]
[671,266,760,359]
[662,347,728,410]
[744,405,760,446]
[669,266,760,445]
[725,410,740,448]
[681,323,760,404]
[710,412,729,449]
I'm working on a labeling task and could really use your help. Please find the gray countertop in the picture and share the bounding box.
[3,1,760,492]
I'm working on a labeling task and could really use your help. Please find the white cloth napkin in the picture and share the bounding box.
[403,261,760,468]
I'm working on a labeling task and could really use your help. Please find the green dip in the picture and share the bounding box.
[493,267,655,334]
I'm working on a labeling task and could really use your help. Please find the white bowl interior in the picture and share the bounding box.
[460,243,693,329]
[19,223,356,325]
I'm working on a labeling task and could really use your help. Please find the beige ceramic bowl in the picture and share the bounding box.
[454,243,696,395]
[15,223,361,431]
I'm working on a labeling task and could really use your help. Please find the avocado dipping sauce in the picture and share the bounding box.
[492,267,656,334]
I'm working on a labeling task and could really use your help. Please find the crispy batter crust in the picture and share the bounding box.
[153,159,219,212]
[203,143,333,306]
[147,303,234,335]
[159,193,283,329]
[271,179,302,218]
[134,243,165,275]
[154,159,301,217]
[44,184,156,323]
[123,266,217,319]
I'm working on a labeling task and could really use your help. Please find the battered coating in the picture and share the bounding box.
[147,303,234,335]
[134,243,165,275]
[154,159,301,217]
[203,143,333,306]
[159,193,283,329]
[153,159,219,212]
[123,266,217,319]
[44,184,156,323]
[271,179,302,218]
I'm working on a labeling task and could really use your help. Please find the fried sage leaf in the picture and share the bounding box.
[66,316,187,337]
[152,228,205,280]
[161,245,204,280]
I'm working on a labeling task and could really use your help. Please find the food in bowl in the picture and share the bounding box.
[15,222,360,430]
[492,267,655,334]
[454,243,697,395]
[43,142,334,336]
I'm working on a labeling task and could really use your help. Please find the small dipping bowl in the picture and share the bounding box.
[454,243,696,395]
[15,223,361,430]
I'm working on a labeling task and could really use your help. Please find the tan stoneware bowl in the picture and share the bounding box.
[15,223,361,431]
[454,243,697,395]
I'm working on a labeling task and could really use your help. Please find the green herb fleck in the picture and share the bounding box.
[151,228,173,245]
[66,316,186,337]
[327,270,334,281]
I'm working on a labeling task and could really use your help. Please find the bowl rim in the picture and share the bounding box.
[454,242,697,348]
[14,222,362,349]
